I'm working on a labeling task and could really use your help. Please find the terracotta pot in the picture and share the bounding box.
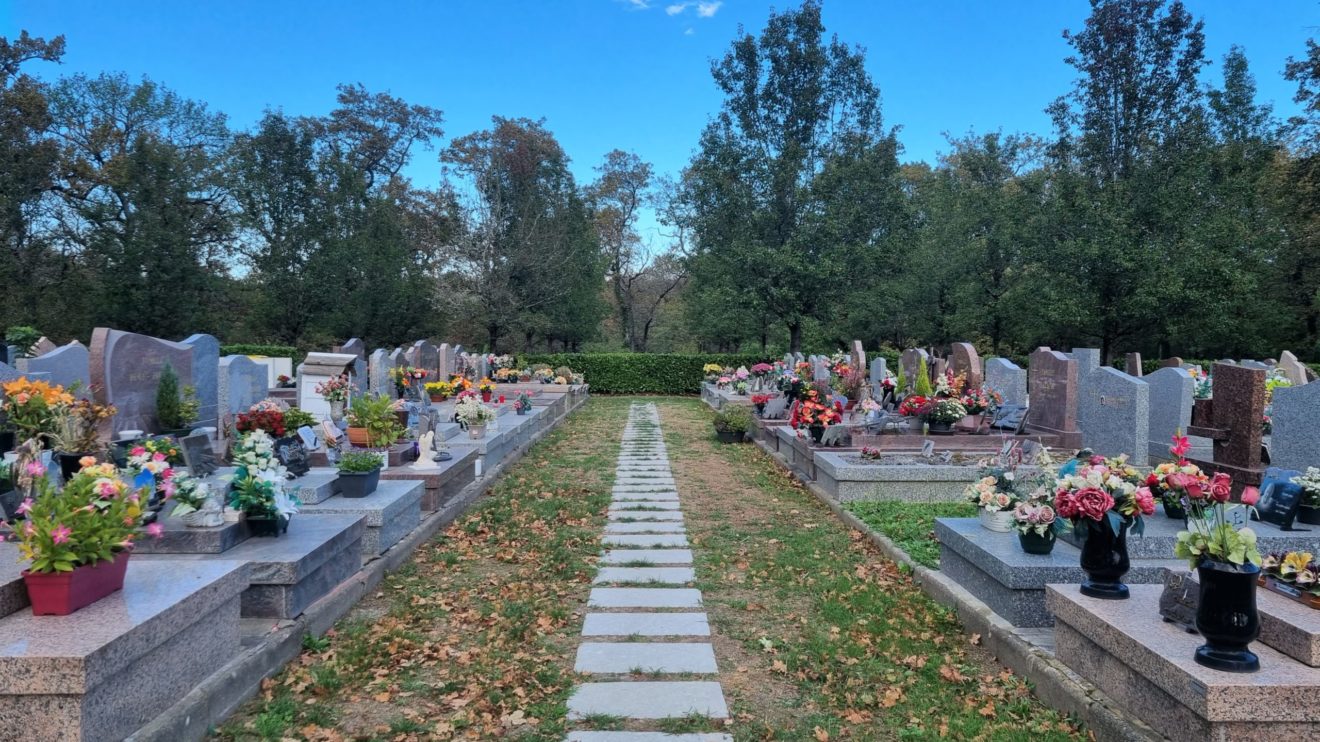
[346,427,370,447]
[429,394,446,403]
[24,551,131,615]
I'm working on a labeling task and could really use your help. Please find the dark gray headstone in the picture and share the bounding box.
[1125,352,1143,377]
[181,333,220,430]
[368,349,390,396]
[219,355,268,418]
[179,432,219,477]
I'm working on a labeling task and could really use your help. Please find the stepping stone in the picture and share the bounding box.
[574,642,718,674]
[616,478,677,485]
[612,492,679,502]
[581,612,710,636]
[603,534,689,548]
[589,587,702,608]
[604,522,686,534]
[613,486,679,493]
[601,549,692,565]
[609,511,684,522]
[594,566,695,584]
[567,681,728,719]
[564,728,733,734]
[609,496,686,506]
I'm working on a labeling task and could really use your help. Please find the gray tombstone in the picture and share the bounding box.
[17,341,90,392]
[0,361,23,383]
[1125,352,1143,377]
[1071,348,1101,377]
[1240,360,1269,370]
[475,354,490,381]
[793,352,804,365]
[1078,366,1150,465]
[368,349,390,396]
[336,338,368,393]
[1278,351,1309,387]
[1271,381,1320,472]
[438,343,453,378]
[869,358,887,384]
[985,358,1027,407]
[388,347,407,368]
[811,356,830,382]
[1145,367,1193,462]
[30,337,57,357]
[783,353,794,369]
[851,340,866,376]
[218,355,268,420]
[89,328,195,436]
[898,348,929,391]
[181,333,220,430]
[949,342,982,388]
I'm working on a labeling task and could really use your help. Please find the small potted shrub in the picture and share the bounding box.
[230,476,297,536]
[281,407,317,432]
[337,450,383,498]
[346,394,402,448]
[425,380,454,403]
[155,364,200,435]
[49,397,117,480]
[12,461,156,615]
[513,392,532,415]
[455,397,496,438]
[478,378,496,403]
[713,406,752,444]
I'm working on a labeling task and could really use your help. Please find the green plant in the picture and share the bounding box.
[228,475,280,518]
[9,462,148,573]
[282,408,317,430]
[4,326,42,358]
[337,450,383,473]
[927,398,967,426]
[914,357,934,397]
[713,405,753,434]
[220,343,299,361]
[49,398,118,453]
[347,393,402,448]
[154,365,199,430]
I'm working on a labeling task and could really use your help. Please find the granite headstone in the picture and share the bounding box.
[1278,351,1309,387]
[1145,367,1193,462]
[984,357,1027,407]
[89,328,195,436]
[17,341,90,392]
[181,333,220,430]
[949,342,982,388]
[1026,347,1082,448]
[1270,380,1320,472]
[1078,366,1149,465]
[1125,352,1143,377]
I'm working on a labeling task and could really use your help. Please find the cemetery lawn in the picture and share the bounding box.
[214,397,1084,741]
[845,501,976,569]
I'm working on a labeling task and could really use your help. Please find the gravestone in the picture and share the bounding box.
[949,342,982,388]
[1159,357,1184,369]
[898,348,929,392]
[1078,367,1149,465]
[273,436,310,478]
[17,341,90,392]
[1240,359,1269,370]
[985,358,1027,407]
[179,432,219,477]
[1270,381,1320,472]
[850,341,866,376]
[438,343,453,378]
[1026,348,1082,448]
[1186,363,1266,491]
[89,328,195,437]
[1252,467,1306,530]
[1125,352,1143,377]
[868,358,888,398]
[368,349,390,396]
[0,361,23,383]
[811,356,830,382]
[218,355,268,422]
[30,336,57,357]
[932,356,948,381]
[1071,348,1101,377]
[1145,367,1193,462]
[388,347,407,368]
[1278,351,1309,387]
[782,352,794,369]
[335,338,368,393]
[416,340,440,375]
[297,352,357,419]
[475,354,490,381]
[181,334,220,430]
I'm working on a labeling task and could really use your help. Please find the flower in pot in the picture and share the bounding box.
[713,405,752,444]
[424,380,454,403]
[1,377,73,448]
[1291,468,1320,525]
[897,394,930,418]
[1174,475,1263,672]
[1260,551,1320,609]
[513,392,532,415]
[126,442,178,518]
[789,389,842,444]
[455,397,496,438]
[11,461,156,615]
[1145,434,1207,519]
[735,380,749,396]
[277,374,294,389]
[49,396,117,480]
[965,465,1022,533]
[336,450,383,498]
[702,363,724,383]
[155,364,200,435]
[750,393,771,416]
[228,475,298,537]
[1053,453,1153,599]
[168,474,223,528]
[281,407,317,433]
[925,398,967,432]
[315,375,350,420]
[388,366,429,399]
[478,378,496,402]
[236,406,287,439]
[1013,499,1058,554]
[346,394,404,449]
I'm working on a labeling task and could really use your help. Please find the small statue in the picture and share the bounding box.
[415,432,437,466]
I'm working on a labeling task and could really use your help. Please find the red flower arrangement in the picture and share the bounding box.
[751,394,772,405]
[897,395,930,417]
[790,390,842,428]
[235,408,287,438]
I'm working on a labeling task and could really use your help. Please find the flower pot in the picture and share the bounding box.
[1194,559,1261,672]
[1018,530,1056,555]
[247,514,289,537]
[516,407,527,415]
[928,421,954,433]
[1078,518,1131,599]
[1298,505,1320,526]
[329,400,345,422]
[754,403,766,416]
[429,394,444,403]
[808,425,825,444]
[24,551,131,616]
[337,468,381,498]
[715,430,743,444]
[468,424,487,440]
[55,451,91,481]
[979,509,1015,533]
[1163,501,1187,520]
[346,426,370,447]
[481,391,492,403]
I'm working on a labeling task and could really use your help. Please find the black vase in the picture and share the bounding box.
[1078,517,1131,599]
[1298,506,1320,526]
[248,514,290,537]
[56,451,90,481]
[1194,559,1261,672]
[1018,530,1056,555]
[809,425,825,444]
[1163,500,1187,520]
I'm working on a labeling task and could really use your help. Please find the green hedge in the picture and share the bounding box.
[221,344,299,361]
[517,353,774,394]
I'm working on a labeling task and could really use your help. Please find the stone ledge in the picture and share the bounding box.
[299,480,424,558]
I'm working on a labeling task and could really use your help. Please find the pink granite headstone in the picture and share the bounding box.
[950,342,982,388]
[89,328,195,436]
[1026,347,1082,448]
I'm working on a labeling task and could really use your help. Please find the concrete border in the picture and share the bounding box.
[752,436,1163,742]
[128,394,589,741]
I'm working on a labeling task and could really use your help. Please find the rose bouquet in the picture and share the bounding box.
[960,386,1002,416]
[965,466,1022,514]
[236,407,287,438]
[1053,454,1154,534]
[1014,500,1058,537]
[1172,472,1261,568]
[389,366,429,395]
[751,363,775,378]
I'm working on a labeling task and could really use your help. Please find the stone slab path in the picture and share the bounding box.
[565,403,731,741]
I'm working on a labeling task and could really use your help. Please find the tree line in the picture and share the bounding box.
[3,0,1318,363]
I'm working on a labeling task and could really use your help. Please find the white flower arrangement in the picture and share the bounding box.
[454,397,496,426]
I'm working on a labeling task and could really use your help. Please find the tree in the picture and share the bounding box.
[684,0,902,352]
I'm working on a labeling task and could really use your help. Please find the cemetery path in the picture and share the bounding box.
[214,397,1086,742]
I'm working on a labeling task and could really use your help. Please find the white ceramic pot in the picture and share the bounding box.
[979,508,1015,533]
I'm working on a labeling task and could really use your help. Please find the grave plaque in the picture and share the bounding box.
[1026,348,1082,448]
[179,432,219,477]
[1251,468,1306,530]
[368,349,390,396]
[412,340,438,376]
[89,328,195,436]
[949,342,982,388]
[273,436,310,478]
[438,343,453,378]
[1158,571,1198,633]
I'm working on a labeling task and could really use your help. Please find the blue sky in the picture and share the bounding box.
[4,0,1315,241]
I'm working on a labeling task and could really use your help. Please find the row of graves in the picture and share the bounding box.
[708,343,1320,740]
[0,329,588,741]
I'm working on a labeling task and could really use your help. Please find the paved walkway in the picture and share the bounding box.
[564,403,731,742]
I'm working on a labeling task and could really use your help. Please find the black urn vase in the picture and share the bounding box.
[1194,559,1261,672]
[1078,517,1131,599]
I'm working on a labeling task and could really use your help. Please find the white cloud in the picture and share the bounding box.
[684,27,695,35]
[622,0,651,9]
[696,1,721,17]
[666,2,689,14]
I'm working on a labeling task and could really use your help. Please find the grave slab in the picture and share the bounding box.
[581,612,710,637]
[298,479,423,558]
[567,681,728,720]
[132,501,251,555]
[594,567,695,584]
[380,446,478,511]
[575,642,718,674]
[0,559,245,742]
[0,548,27,618]
[603,534,689,548]
[588,588,702,609]
[601,549,693,565]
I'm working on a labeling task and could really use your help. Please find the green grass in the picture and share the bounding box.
[846,500,977,568]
